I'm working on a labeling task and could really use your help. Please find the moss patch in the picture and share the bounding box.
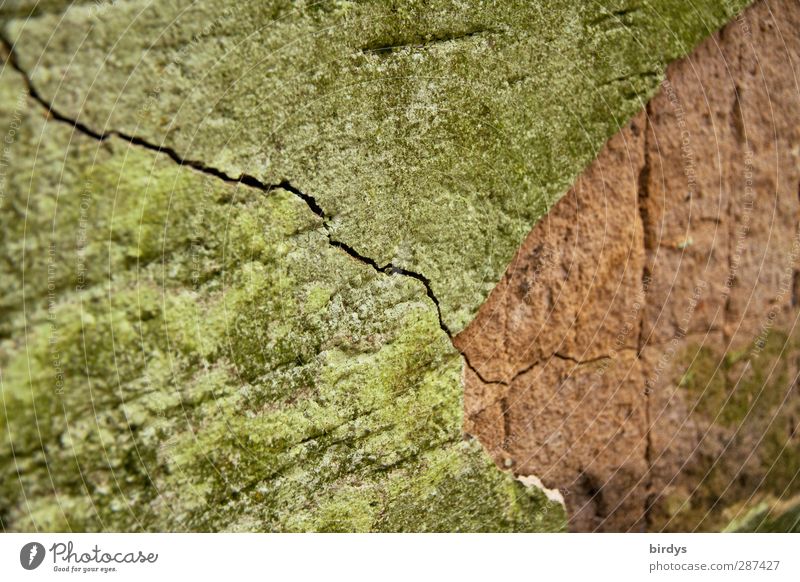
[660,330,800,532]
[0,62,564,531]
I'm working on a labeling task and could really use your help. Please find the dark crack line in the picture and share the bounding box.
[552,351,633,366]
[0,34,285,190]
[636,105,653,358]
[472,346,639,401]
[467,347,640,414]
[500,396,512,452]
[324,230,455,340]
[794,178,800,308]
[597,70,660,90]
[522,348,636,379]
[637,103,656,530]
[360,27,497,55]
[1,34,477,366]
[461,356,506,386]
[588,7,642,28]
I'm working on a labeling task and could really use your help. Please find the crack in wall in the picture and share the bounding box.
[500,396,512,453]
[794,184,800,308]
[465,347,642,422]
[636,102,656,529]
[597,69,660,90]
[0,33,505,401]
[360,27,498,55]
[470,344,643,397]
[722,89,739,350]
[588,6,643,28]
[4,0,796,533]
[552,351,629,366]
[636,105,653,357]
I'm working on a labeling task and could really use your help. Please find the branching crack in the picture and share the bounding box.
[597,70,660,90]
[1,34,490,379]
[466,347,640,420]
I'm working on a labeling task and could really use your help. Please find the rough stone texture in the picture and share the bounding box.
[0,56,565,532]
[459,0,800,532]
[457,111,654,532]
[0,1,98,19]
[0,1,753,532]
[1,0,749,334]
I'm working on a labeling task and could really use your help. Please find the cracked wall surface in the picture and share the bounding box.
[1,0,749,334]
[0,52,567,531]
[0,0,762,532]
[458,0,800,532]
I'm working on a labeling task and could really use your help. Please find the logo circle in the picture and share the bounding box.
[19,542,46,570]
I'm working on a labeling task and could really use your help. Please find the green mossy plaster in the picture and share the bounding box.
[0,63,564,531]
[0,0,93,20]
[3,0,751,333]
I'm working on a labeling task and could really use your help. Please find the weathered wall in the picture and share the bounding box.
[0,0,760,532]
[0,49,572,531]
[1,0,750,335]
[458,0,800,532]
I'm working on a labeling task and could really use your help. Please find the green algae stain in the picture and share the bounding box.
[680,332,796,431]
[725,495,800,533]
[662,330,800,532]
